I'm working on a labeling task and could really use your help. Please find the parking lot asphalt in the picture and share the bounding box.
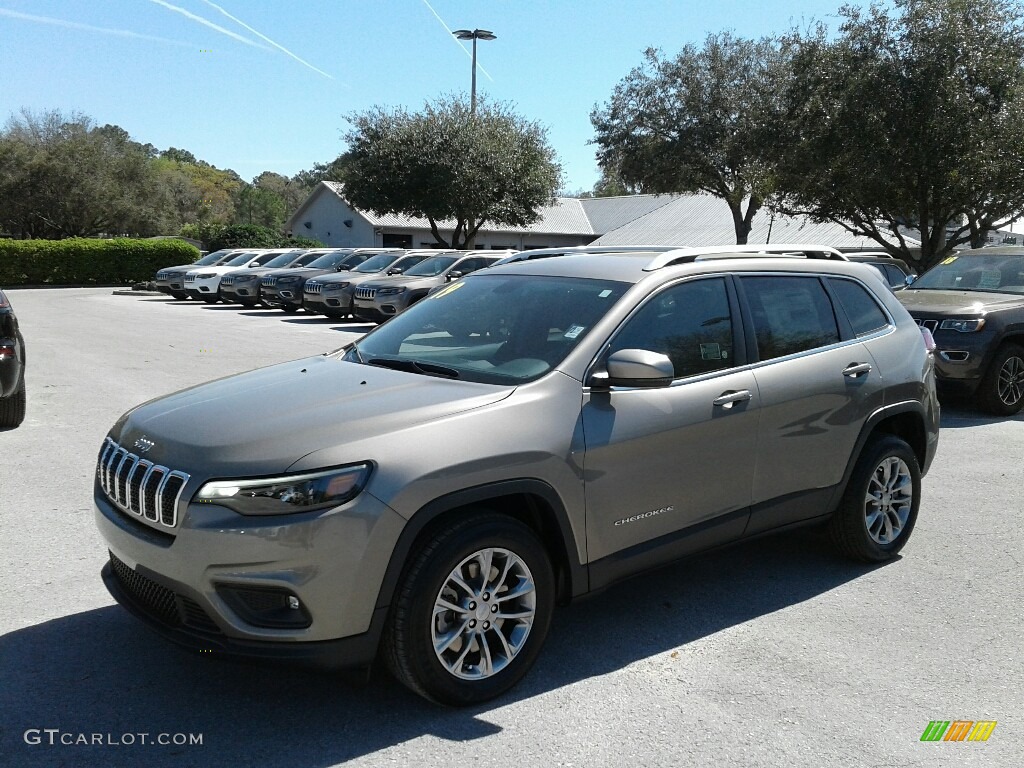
[1,287,1022,768]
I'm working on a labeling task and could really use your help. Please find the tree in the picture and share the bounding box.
[0,110,165,237]
[591,33,786,244]
[334,95,562,249]
[772,0,1024,272]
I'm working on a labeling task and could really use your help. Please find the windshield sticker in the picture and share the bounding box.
[564,325,586,339]
[941,256,958,265]
[598,289,613,298]
[700,343,725,360]
[429,282,465,300]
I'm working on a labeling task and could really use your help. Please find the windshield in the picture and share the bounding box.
[913,253,1024,295]
[195,250,230,266]
[308,251,353,269]
[404,255,458,277]
[345,274,629,384]
[224,251,259,266]
[354,253,401,273]
[263,252,300,268]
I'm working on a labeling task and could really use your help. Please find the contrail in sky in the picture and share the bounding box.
[0,7,193,47]
[197,0,334,80]
[147,0,268,50]
[419,0,493,82]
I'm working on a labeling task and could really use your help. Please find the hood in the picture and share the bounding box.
[897,289,1024,315]
[363,275,440,289]
[112,355,513,477]
[272,267,337,280]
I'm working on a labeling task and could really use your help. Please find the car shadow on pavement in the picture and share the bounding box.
[938,403,1024,429]
[0,533,884,768]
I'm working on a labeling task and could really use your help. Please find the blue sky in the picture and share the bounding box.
[1,0,846,192]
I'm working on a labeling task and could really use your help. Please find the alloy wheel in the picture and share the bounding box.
[431,547,536,681]
[864,456,913,545]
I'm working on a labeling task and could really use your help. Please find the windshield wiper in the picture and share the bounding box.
[366,357,460,379]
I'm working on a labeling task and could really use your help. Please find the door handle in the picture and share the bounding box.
[843,362,872,378]
[713,390,752,408]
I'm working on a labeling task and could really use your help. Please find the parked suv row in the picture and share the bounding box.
[97,243,938,706]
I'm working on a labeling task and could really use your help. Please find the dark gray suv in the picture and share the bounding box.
[94,245,939,705]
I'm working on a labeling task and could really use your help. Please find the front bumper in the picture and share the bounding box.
[914,326,997,396]
[262,283,305,309]
[220,280,261,305]
[303,288,352,315]
[101,559,387,669]
[94,483,407,660]
[183,276,221,299]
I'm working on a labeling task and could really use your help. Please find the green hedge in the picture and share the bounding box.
[0,238,201,286]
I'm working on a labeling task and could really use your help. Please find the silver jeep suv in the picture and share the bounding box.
[94,245,939,705]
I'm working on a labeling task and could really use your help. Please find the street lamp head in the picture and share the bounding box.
[452,29,497,41]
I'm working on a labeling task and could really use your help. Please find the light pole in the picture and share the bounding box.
[452,28,496,113]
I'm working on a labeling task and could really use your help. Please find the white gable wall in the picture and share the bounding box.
[290,192,375,247]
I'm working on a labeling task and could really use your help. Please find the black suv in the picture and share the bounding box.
[0,288,26,428]
[897,246,1024,414]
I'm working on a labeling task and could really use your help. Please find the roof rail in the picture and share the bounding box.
[499,244,680,265]
[644,244,848,271]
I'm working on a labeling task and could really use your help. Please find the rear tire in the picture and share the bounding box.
[829,436,920,562]
[0,374,26,429]
[384,513,554,706]
[977,343,1024,416]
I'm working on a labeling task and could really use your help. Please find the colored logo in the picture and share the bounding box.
[920,720,996,742]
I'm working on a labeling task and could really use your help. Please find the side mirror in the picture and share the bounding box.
[905,274,917,286]
[447,271,464,282]
[592,349,674,389]
[387,267,404,275]
[336,264,353,271]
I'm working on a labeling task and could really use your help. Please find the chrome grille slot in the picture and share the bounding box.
[144,467,166,521]
[96,439,190,529]
[116,453,139,506]
[127,459,152,511]
[161,473,188,526]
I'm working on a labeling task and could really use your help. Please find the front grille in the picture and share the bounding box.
[355,287,376,300]
[261,276,277,288]
[305,282,322,295]
[221,275,236,286]
[915,318,939,333]
[184,274,196,283]
[97,438,189,529]
[109,552,222,634]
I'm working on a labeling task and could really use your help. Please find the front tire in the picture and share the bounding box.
[978,343,1024,416]
[384,513,554,706]
[829,436,921,562]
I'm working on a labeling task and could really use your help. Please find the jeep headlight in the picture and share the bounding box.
[195,464,371,515]
[377,287,406,296]
[195,272,217,279]
[939,318,985,333]
[323,282,348,292]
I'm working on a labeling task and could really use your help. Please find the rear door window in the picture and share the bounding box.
[739,276,840,360]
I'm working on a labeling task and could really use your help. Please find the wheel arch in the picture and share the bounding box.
[373,480,587,614]
[833,401,931,509]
